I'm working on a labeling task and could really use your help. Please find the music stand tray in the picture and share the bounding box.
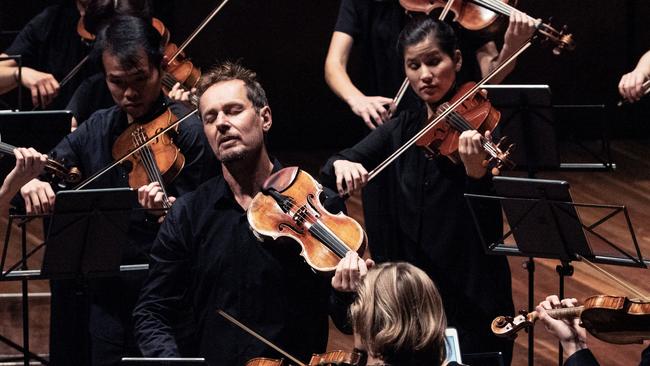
[41,188,137,279]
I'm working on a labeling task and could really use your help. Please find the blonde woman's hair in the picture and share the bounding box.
[350,262,447,365]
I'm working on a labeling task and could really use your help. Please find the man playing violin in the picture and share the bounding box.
[133,61,373,366]
[18,15,216,366]
[321,17,514,364]
[0,0,95,109]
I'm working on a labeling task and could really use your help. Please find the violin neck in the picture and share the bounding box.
[0,141,17,156]
[531,306,584,322]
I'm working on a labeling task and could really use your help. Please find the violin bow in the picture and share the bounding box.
[576,254,650,302]
[369,35,533,182]
[217,309,308,366]
[167,0,231,64]
[73,109,198,190]
[392,0,456,109]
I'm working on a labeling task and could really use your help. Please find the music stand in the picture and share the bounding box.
[0,110,73,180]
[464,176,646,366]
[0,188,136,366]
[483,85,560,176]
[40,188,136,278]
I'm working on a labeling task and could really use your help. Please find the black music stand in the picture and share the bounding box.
[464,176,646,366]
[1,188,137,366]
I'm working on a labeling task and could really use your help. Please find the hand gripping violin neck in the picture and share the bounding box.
[492,295,650,344]
[247,167,367,273]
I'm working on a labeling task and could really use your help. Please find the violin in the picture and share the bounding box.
[416,82,514,175]
[0,141,81,186]
[160,0,232,93]
[246,351,364,366]
[491,295,650,344]
[111,107,185,208]
[399,0,575,55]
[247,167,367,273]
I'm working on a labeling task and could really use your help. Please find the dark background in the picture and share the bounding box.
[1,0,649,151]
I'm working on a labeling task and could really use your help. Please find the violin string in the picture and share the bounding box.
[283,197,350,258]
[472,0,511,17]
[0,141,17,155]
[133,129,171,208]
[442,109,500,158]
[162,72,200,107]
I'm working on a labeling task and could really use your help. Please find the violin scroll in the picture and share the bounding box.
[537,19,576,56]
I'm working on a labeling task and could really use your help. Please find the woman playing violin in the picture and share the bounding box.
[351,262,460,366]
[321,16,514,364]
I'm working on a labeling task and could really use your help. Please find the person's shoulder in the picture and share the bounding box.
[173,175,224,212]
[81,105,121,127]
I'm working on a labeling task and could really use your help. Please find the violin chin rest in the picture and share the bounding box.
[262,167,300,192]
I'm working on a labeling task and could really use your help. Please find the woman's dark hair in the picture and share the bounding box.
[96,15,163,71]
[397,16,458,58]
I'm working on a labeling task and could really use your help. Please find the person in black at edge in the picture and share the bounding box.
[0,0,95,109]
[320,17,515,364]
[18,15,216,366]
[133,61,374,365]
[537,295,650,366]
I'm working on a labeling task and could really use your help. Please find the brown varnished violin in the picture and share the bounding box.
[416,81,514,175]
[111,107,185,208]
[399,0,575,55]
[0,141,81,186]
[247,167,367,273]
[491,295,650,344]
[246,351,363,366]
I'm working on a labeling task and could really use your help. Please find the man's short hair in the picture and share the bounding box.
[196,61,269,111]
[96,15,163,71]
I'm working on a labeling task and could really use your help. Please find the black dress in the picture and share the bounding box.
[320,105,514,363]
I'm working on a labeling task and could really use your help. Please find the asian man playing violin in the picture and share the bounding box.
[133,61,373,366]
[18,15,215,366]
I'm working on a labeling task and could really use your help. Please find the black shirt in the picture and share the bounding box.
[134,161,350,365]
[5,4,97,109]
[320,106,513,356]
[48,95,217,262]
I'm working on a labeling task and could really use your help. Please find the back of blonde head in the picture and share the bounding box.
[350,262,447,366]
